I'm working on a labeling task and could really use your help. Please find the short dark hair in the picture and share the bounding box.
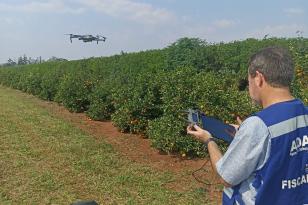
[248,46,294,88]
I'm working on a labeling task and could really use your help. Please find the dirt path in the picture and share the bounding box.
[34,98,223,203]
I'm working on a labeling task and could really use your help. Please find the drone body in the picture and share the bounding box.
[65,34,107,44]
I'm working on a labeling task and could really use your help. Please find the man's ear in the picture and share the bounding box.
[255,71,265,87]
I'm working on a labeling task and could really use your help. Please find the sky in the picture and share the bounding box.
[0,0,307,64]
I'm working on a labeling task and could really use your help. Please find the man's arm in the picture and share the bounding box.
[207,140,233,187]
[187,125,233,187]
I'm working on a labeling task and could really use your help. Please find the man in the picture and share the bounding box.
[187,46,308,205]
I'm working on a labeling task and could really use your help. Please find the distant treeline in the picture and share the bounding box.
[0,37,307,157]
[0,55,67,67]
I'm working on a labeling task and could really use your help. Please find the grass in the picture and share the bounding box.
[0,86,213,205]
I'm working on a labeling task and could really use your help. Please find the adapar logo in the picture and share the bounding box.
[290,135,308,156]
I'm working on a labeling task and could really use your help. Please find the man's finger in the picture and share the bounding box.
[237,116,243,124]
[187,125,195,134]
[193,124,202,131]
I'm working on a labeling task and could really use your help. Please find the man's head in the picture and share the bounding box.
[247,46,294,105]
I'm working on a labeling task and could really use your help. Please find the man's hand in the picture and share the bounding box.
[187,124,233,188]
[230,116,243,130]
[187,124,212,143]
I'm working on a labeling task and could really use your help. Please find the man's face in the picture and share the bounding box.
[248,74,260,105]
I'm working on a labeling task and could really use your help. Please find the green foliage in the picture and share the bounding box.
[145,68,204,155]
[194,71,259,122]
[39,67,66,101]
[147,114,204,156]
[165,37,209,70]
[111,70,164,134]
[86,82,114,120]
[55,69,93,112]
[23,69,43,95]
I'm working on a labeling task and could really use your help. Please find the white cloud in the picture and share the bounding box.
[0,1,84,14]
[247,24,307,39]
[283,8,304,16]
[213,19,237,29]
[76,0,176,25]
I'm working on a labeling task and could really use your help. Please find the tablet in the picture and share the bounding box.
[189,109,235,143]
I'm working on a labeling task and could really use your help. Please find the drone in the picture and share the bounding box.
[65,34,107,44]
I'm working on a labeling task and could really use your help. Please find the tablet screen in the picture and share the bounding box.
[199,113,235,143]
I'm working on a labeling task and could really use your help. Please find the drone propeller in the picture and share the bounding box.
[65,34,74,43]
[95,35,107,44]
[96,35,107,41]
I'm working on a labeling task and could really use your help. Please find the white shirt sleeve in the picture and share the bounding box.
[216,116,270,186]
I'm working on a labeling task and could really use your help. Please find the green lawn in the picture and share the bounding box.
[0,86,213,205]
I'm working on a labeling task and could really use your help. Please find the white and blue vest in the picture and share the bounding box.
[223,99,308,205]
